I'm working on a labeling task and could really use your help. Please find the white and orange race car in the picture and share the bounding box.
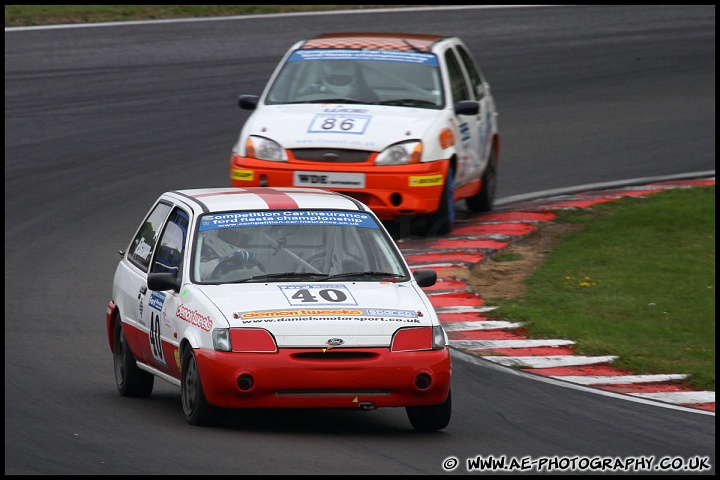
[229,32,500,234]
[107,187,451,430]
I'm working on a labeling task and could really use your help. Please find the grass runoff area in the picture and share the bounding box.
[7,5,715,392]
[4,5,391,26]
[489,186,715,391]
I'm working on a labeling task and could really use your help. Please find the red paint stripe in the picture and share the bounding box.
[404,251,485,264]
[472,346,577,356]
[448,330,527,340]
[439,312,492,322]
[424,239,509,250]
[191,188,300,209]
[471,211,557,222]
[600,383,696,394]
[452,222,539,236]
[429,292,484,307]
[683,403,715,412]
[525,365,636,377]
[253,188,300,209]
[648,179,715,187]
[424,279,469,291]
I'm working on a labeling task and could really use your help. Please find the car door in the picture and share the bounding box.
[145,207,189,376]
[455,43,494,173]
[443,47,481,186]
[115,200,173,366]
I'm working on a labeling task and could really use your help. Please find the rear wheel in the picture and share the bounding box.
[181,348,225,427]
[466,150,497,212]
[406,389,452,432]
[427,165,455,235]
[113,319,154,397]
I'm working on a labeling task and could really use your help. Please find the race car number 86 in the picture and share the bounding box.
[309,114,370,134]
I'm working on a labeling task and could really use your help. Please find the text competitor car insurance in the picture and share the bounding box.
[229,32,500,234]
[107,187,452,430]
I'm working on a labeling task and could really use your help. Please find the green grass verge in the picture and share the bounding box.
[4,5,395,27]
[490,186,715,391]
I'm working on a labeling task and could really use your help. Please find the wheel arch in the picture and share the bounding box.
[106,301,119,353]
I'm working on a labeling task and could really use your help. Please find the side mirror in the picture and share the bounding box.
[455,100,479,116]
[147,273,180,292]
[238,94,259,111]
[413,269,437,288]
[455,100,480,115]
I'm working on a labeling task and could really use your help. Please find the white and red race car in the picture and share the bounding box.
[107,187,451,430]
[229,32,500,234]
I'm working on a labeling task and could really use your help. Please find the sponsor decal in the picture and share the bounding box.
[200,210,377,230]
[293,172,366,189]
[133,237,152,260]
[288,49,439,66]
[366,309,418,318]
[239,315,421,324]
[409,174,444,187]
[176,304,213,332]
[240,309,363,319]
[148,291,166,312]
[236,308,422,324]
[231,169,254,181]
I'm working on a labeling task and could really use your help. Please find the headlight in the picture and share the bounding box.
[245,135,287,162]
[391,325,447,351]
[432,325,448,350]
[375,141,422,165]
[212,329,231,352]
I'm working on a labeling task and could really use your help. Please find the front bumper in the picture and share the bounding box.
[229,155,449,219]
[195,346,452,409]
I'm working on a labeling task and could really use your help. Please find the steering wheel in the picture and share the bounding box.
[210,251,264,280]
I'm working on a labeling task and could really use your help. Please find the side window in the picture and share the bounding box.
[128,202,173,272]
[456,45,485,100]
[444,49,470,103]
[151,208,189,278]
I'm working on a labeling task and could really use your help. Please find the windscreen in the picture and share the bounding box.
[192,209,409,284]
[265,49,443,108]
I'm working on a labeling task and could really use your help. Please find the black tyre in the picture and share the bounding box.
[406,389,452,432]
[181,347,225,427]
[427,165,455,235]
[466,151,497,212]
[113,319,154,397]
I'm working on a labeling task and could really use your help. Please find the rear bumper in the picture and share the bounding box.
[195,346,452,409]
[230,155,449,219]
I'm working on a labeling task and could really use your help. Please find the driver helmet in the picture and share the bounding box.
[320,61,358,96]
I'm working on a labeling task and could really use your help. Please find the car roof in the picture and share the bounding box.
[166,187,369,214]
[301,32,450,53]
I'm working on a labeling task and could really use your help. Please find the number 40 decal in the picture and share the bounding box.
[280,284,358,306]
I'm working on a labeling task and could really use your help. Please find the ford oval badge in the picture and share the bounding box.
[326,338,344,346]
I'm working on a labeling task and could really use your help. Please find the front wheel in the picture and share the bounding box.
[113,319,154,397]
[181,348,225,427]
[427,165,455,235]
[466,151,497,212]
[406,389,452,432]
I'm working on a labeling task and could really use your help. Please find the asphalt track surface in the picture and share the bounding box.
[5,6,715,475]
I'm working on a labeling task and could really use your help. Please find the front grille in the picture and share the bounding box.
[290,148,371,163]
[292,351,377,360]
[276,389,390,396]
